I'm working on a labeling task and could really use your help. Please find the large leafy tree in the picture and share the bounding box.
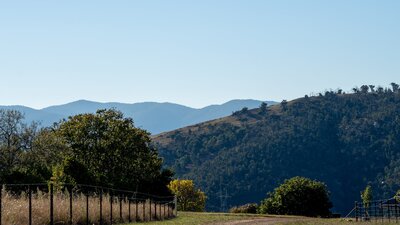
[55,109,172,193]
[0,109,47,183]
[258,176,332,217]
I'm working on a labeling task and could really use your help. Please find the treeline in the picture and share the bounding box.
[154,83,400,214]
[0,109,172,195]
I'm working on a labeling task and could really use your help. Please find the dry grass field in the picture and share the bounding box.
[1,189,174,225]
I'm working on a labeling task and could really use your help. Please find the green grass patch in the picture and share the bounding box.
[125,212,397,225]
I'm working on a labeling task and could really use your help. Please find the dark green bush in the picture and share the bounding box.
[258,176,332,217]
[229,203,258,214]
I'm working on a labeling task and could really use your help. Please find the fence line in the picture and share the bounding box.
[0,183,177,225]
[354,199,400,222]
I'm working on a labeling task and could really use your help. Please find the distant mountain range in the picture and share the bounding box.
[0,99,277,134]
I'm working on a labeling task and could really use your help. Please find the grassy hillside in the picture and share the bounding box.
[153,86,400,214]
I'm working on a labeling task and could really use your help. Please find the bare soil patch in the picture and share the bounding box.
[211,217,305,225]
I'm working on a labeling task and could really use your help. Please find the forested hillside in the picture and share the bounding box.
[153,84,400,214]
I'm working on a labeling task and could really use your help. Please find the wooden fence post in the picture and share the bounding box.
[355,201,358,222]
[155,201,157,220]
[28,186,32,225]
[174,196,178,217]
[50,183,54,225]
[0,185,2,225]
[100,191,103,225]
[149,200,152,221]
[86,193,89,225]
[135,200,139,222]
[110,194,113,225]
[119,196,122,222]
[69,187,73,225]
[142,200,145,222]
[128,198,131,222]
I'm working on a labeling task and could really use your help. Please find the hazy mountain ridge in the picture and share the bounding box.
[0,99,276,134]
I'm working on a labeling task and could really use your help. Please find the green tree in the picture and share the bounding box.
[55,109,171,193]
[360,85,369,93]
[361,185,373,208]
[368,85,375,92]
[394,190,400,202]
[168,179,206,212]
[391,82,399,92]
[259,102,268,114]
[280,100,288,111]
[0,109,43,183]
[258,177,332,217]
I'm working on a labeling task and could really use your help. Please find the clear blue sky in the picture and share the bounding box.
[0,0,399,109]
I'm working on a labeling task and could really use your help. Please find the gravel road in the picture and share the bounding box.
[211,217,305,225]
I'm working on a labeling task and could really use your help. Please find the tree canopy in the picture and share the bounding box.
[168,179,206,212]
[55,109,163,188]
[258,177,332,217]
[0,108,172,195]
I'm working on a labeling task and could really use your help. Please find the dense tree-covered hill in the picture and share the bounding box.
[153,84,400,214]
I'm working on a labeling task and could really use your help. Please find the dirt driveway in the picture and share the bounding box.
[211,217,305,225]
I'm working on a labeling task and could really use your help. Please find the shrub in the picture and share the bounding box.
[258,176,332,217]
[168,179,206,212]
[229,203,258,214]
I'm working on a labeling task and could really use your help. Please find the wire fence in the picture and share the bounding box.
[0,183,177,225]
[354,199,400,222]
